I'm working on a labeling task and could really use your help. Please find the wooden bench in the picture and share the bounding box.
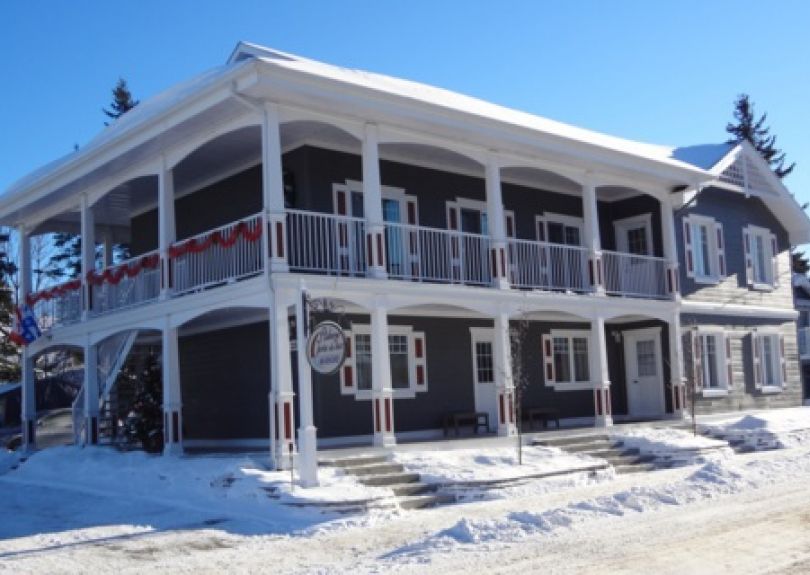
[442,411,489,437]
[523,407,560,430]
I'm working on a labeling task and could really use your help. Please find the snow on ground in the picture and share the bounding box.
[701,406,810,450]
[0,449,21,474]
[614,427,733,465]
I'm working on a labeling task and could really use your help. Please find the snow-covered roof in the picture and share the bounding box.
[669,143,735,170]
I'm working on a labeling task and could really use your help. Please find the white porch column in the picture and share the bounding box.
[668,311,687,419]
[660,199,681,300]
[294,286,318,486]
[591,315,613,427]
[363,124,388,279]
[485,159,510,289]
[80,194,96,319]
[83,338,100,445]
[162,323,183,455]
[493,311,517,436]
[262,102,289,273]
[270,288,296,468]
[370,302,395,446]
[582,178,604,294]
[158,161,176,299]
[18,228,36,451]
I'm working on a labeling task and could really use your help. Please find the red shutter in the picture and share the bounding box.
[413,332,427,390]
[743,228,754,286]
[340,332,355,392]
[683,219,694,277]
[541,334,555,383]
[715,222,725,277]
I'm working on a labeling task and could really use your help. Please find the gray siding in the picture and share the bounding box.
[677,187,793,309]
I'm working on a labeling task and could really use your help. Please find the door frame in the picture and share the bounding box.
[469,327,497,432]
[622,326,666,418]
[613,213,653,255]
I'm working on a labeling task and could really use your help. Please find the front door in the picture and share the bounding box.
[614,216,655,295]
[623,328,665,419]
[470,330,497,431]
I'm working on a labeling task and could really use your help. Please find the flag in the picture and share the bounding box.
[10,305,41,346]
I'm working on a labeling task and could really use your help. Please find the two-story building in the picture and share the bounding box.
[2,42,808,466]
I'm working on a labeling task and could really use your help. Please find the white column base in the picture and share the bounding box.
[297,425,319,487]
[367,266,388,280]
[496,387,517,436]
[593,385,613,428]
[372,394,396,447]
[594,414,614,428]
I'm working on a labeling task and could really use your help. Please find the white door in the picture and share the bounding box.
[615,216,654,295]
[470,330,497,431]
[623,328,665,418]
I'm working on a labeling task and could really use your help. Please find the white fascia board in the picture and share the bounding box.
[247,63,711,188]
[0,61,260,227]
[680,300,798,320]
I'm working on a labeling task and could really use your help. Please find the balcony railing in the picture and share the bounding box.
[287,209,367,276]
[384,222,492,285]
[507,238,591,293]
[89,250,161,316]
[602,250,668,300]
[798,327,810,359]
[169,213,264,294]
[28,279,83,331]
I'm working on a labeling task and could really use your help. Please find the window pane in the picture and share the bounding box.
[702,335,718,388]
[553,337,571,382]
[762,336,776,386]
[627,227,648,255]
[694,223,711,277]
[564,226,581,246]
[388,335,410,389]
[356,334,372,390]
[637,340,657,378]
[573,337,590,381]
[754,235,767,283]
[475,341,494,383]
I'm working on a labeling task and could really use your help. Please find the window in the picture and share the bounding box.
[743,225,779,289]
[542,330,590,388]
[340,326,428,398]
[683,215,725,283]
[474,341,494,384]
[752,332,785,391]
[690,330,731,395]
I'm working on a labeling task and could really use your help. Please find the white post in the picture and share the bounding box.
[270,287,296,468]
[80,194,95,319]
[591,315,613,427]
[83,338,100,445]
[485,159,510,289]
[370,302,395,446]
[162,322,183,455]
[363,124,388,279]
[18,228,36,451]
[669,311,687,419]
[263,102,288,273]
[493,311,517,436]
[295,285,318,486]
[660,198,681,300]
[582,177,604,294]
[158,160,176,299]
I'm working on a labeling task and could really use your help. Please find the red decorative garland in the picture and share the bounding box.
[86,253,161,287]
[168,219,262,260]
[26,279,82,307]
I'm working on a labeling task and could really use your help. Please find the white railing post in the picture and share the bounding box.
[582,176,604,294]
[158,158,176,299]
[80,194,95,319]
[363,124,388,279]
[162,322,183,455]
[263,102,288,273]
[485,159,509,289]
[371,302,396,447]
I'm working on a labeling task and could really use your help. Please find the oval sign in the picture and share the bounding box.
[306,321,347,375]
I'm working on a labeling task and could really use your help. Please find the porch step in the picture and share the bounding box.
[343,463,405,477]
[549,440,624,454]
[533,434,612,449]
[614,462,659,474]
[398,493,456,510]
[387,482,438,497]
[320,454,390,468]
[538,434,662,475]
[359,472,422,487]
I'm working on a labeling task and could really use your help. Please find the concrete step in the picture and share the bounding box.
[543,439,618,452]
[359,472,421,487]
[398,493,456,510]
[575,447,639,458]
[597,453,654,466]
[344,463,405,477]
[388,482,437,497]
[320,454,390,468]
[533,434,611,448]
[614,462,659,474]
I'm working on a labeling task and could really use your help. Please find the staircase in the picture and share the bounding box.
[321,454,455,510]
[534,434,660,474]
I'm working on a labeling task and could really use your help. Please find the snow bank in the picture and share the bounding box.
[614,427,733,465]
[702,407,810,450]
[0,449,21,474]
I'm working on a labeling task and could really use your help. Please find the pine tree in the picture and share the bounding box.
[46,233,82,280]
[103,78,139,125]
[125,353,164,453]
[726,94,795,179]
[793,251,810,275]
[0,231,20,382]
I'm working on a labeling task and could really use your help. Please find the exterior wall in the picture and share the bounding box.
[599,195,663,256]
[681,314,802,413]
[677,187,793,308]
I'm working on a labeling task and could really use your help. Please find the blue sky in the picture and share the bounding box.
[2,1,809,210]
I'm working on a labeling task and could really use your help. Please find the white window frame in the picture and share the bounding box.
[535,212,584,245]
[445,197,515,237]
[754,330,784,393]
[744,225,777,290]
[695,328,729,397]
[683,214,721,284]
[613,213,653,256]
[339,324,427,399]
[547,329,592,390]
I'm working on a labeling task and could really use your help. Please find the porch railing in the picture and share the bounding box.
[287,209,367,276]
[798,327,810,358]
[169,212,264,294]
[384,222,492,286]
[28,280,83,331]
[89,250,161,315]
[507,238,591,293]
[602,250,668,299]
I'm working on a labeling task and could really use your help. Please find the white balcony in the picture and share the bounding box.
[89,250,161,316]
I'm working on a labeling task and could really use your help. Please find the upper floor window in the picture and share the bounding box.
[683,215,725,284]
[743,225,779,290]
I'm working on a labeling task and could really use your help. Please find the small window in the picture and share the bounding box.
[756,333,783,388]
[389,334,410,389]
[743,225,779,289]
[683,215,724,284]
[699,333,723,389]
[475,341,494,384]
[551,332,590,384]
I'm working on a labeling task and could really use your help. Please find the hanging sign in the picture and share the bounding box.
[306,321,347,375]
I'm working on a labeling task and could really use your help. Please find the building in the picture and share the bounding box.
[2,42,808,467]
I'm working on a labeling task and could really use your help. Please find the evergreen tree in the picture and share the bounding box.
[0,230,20,382]
[125,353,164,453]
[103,78,139,125]
[726,94,795,179]
[793,251,810,276]
[46,233,82,280]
